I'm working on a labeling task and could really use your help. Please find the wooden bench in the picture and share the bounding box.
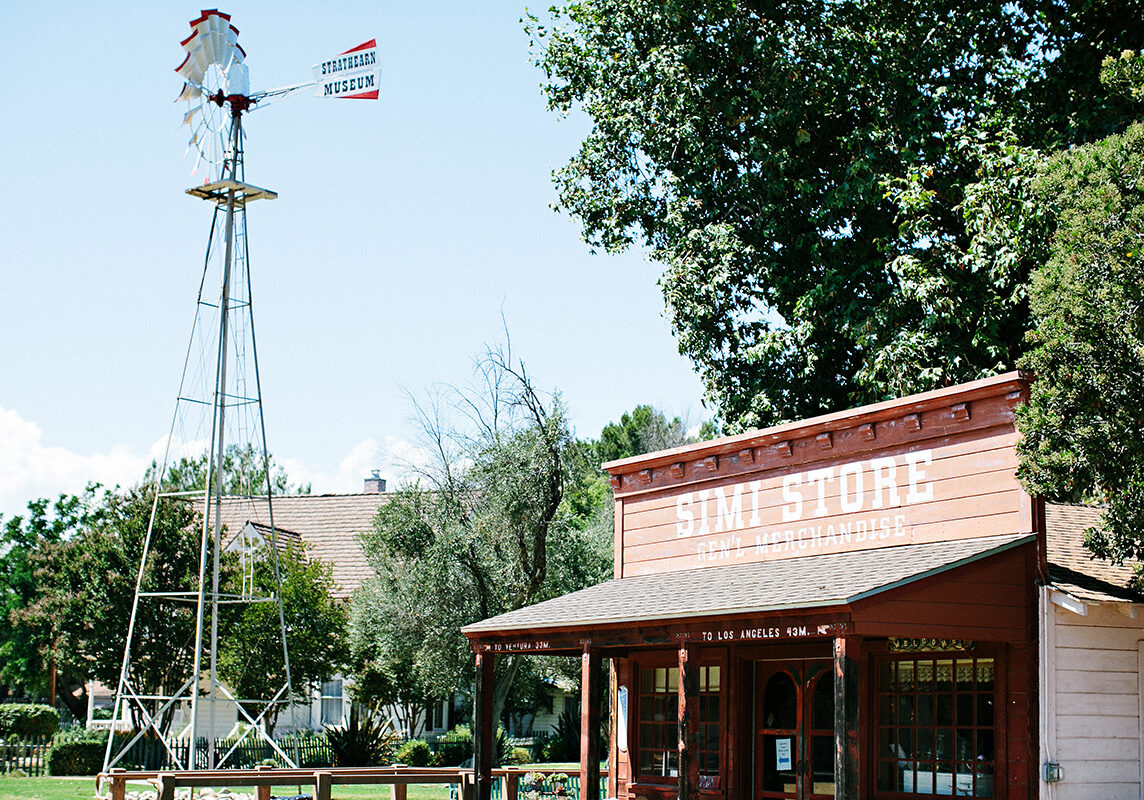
[98,765,474,800]
[98,763,609,800]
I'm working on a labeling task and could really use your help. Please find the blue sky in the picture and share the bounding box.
[0,3,707,517]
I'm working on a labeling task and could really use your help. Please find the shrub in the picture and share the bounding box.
[434,724,472,766]
[324,706,398,767]
[0,704,59,738]
[55,727,107,744]
[47,740,106,776]
[504,746,532,765]
[541,702,579,763]
[394,738,432,767]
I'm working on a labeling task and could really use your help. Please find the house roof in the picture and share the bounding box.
[1044,502,1142,604]
[196,493,389,599]
[462,532,1034,636]
[223,521,304,556]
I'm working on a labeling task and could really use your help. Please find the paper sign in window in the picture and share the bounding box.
[776,738,793,771]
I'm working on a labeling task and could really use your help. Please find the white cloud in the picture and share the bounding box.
[0,406,151,518]
[278,436,436,495]
[0,406,433,520]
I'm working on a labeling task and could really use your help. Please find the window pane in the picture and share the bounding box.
[898,694,915,725]
[879,661,895,690]
[957,694,973,726]
[812,674,835,730]
[763,672,798,729]
[936,693,954,726]
[977,694,994,727]
[916,728,933,761]
[917,692,934,725]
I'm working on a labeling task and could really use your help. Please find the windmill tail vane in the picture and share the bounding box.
[312,39,380,99]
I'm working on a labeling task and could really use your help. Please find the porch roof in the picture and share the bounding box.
[462,532,1033,638]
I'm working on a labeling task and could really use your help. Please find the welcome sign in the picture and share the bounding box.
[607,376,1032,577]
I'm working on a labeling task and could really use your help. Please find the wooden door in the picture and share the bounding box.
[755,660,836,800]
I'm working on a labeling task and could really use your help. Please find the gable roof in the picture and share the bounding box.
[224,521,304,556]
[196,493,389,599]
[462,532,1033,637]
[1045,502,1142,604]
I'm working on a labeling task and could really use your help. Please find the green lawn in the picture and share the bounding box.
[0,777,100,800]
[0,777,453,800]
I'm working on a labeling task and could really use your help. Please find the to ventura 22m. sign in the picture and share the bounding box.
[616,427,1026,577]
[313,40,380,99]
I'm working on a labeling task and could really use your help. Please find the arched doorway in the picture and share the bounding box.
[756,660,836,799]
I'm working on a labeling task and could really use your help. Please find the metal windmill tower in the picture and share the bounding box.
[103,10,379,772]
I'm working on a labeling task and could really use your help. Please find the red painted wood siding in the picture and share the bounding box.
[618,422,1027,578]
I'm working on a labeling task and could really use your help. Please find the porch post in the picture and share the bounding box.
[473,650,496,800]
[678,639,699,800]
[580,643,602,800]
[833,635,861,800]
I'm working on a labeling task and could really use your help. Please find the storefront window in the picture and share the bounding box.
[875,657,995,798]
[637,664,723,786]
[698,666,722,782]
[639,666,679,780]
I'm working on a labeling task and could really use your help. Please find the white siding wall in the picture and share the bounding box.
[1044,595,1144,800]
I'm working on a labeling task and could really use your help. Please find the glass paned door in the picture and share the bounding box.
[756,660,835,800]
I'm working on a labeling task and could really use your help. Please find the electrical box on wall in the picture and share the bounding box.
[1042,762,1063,783]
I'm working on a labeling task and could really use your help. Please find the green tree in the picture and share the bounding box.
[595,405,689,464]
[1016,120,1144,569]
[594,404,717,464]
[14,487,201,730]
[527,0,1143,431]
[0,490,102,717]
[8,453,332,732]
[218,540,348,733]
[351,346,613,731]
[148,443,310,496]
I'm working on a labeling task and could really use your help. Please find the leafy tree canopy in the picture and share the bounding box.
[351,346,614,730]
[1016,120,1144,568]
[594,404,708,464]
[146,443,310,496]
[527,0,1144,430]
[218,539,348,732]
[0,489,103,715]
[4,451,334,730]
[17,486,202,729]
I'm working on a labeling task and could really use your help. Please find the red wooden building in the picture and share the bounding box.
[462,372,1102,800]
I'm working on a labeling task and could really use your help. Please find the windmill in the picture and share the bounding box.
[103,10,380,772]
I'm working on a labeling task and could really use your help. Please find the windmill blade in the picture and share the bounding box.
[176,82,202,103]
[176,9,245,87]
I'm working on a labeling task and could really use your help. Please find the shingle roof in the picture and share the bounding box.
[1045,502,1142,604]
[224,521,303,556]
[462,532,1033,635]
[196,493,389,599]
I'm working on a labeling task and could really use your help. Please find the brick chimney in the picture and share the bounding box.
[364,470,386,493]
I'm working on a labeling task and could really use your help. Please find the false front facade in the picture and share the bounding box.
[463,372,1141,800]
